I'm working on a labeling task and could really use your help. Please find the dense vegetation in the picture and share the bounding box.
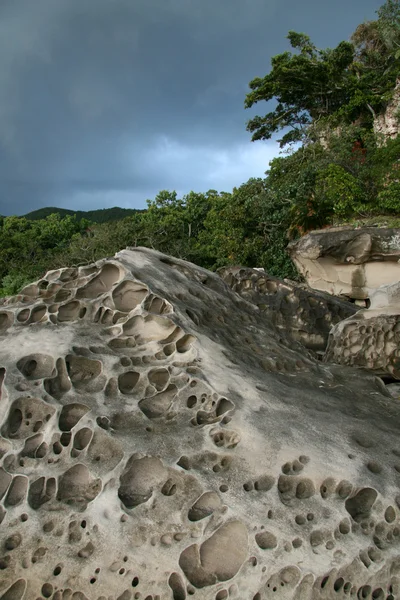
[0,0,399,297]
[21,206,144,223]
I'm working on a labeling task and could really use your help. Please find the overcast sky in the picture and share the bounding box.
[0,0,383,216]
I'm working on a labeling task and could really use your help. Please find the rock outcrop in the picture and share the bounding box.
[374,79,400,142]
[288,227,400,301]
[0,248,399,599]
[218,266,357,353]
[325,308,400,379]
[325,280,400,379]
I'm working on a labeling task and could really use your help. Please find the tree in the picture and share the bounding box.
[245,1,400,146]
[245,31,355,146]
[349,0,400,122]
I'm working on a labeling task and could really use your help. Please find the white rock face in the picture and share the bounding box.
[288,228,400,301]
[374,79,400,142]
[0,248,399,599]
[370,282,400,311]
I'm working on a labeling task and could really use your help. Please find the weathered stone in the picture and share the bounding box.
[0,247,398,599]
[288,226,400,300]
[219,265,356,352]
[325,308,400,379]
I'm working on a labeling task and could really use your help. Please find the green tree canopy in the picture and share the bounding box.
[245,32,355,146]
[245,0,400,146]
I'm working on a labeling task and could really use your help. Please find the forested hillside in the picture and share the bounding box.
[0,0,399,298]
[21,206,144,223]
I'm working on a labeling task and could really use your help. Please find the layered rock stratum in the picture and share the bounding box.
[288,228,400,301]
[0,247,399,600]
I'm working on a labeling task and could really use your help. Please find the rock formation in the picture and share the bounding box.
[218,266,357,353]
[325,280,400,379]
[374,79,400,142]
[0,247,399,599]
[288,227,400,302]
[325,308,400,379]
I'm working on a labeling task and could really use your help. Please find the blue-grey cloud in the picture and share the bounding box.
[0,0,383,215]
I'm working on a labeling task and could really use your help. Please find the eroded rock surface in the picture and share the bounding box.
[0,248,399,599]
[325,308,400,379]
[219,266,356,352]
[288,227,400,300]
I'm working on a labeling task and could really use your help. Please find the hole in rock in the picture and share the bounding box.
[334,578,345,591]
[31,306,46,322]
[76,263,121,299]
[60,432,71,447]
[321,576,329,589]
[9,408,23,435]
[118,371,140,394]
[0,312,12,330]
[17,309,30,322]
[148,368,169,391]
[176,335,196,353]
[187,396,197,408]
[345,488,377,521]
[58,301,82,322]
[59,403,90,432]
[113,280,148,312]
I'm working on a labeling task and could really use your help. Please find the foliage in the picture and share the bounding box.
[315,165,364,218]
[245,0,400,145]
[20,206,144,223]
[0,272,33,297]
[245,32,355,146]
[0,214,90,295]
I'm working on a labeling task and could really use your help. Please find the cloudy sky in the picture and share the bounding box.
[0,0,383,216]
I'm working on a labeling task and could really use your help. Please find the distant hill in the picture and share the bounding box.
[21,206,145,223]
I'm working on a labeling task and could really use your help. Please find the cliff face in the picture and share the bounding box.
[374,79,400,142]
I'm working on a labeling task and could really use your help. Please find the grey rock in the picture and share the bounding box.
[0,247,398,599]
[219,265,356,352]
[325,308,400,379]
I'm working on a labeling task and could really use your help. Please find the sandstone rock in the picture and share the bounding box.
[386,383,400,399]
[219,266,356,352]
[325,307,400,379]
[370,281,400,310]
[288,227,400,300]
[0,247,399,598]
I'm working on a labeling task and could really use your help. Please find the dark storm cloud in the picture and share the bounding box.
[0,0,383,215]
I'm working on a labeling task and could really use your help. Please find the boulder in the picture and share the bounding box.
[219,265,357,352]
[288,227,400,301]
[325,278,400,379]
[0,247,399,599]
[325,308,400,378]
